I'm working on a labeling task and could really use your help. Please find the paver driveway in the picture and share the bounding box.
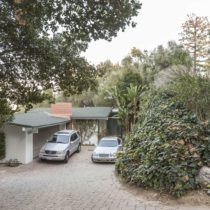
[0,147,209,210]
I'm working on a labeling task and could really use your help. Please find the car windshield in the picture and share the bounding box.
[98,140,118,147]
[48,135,69,144]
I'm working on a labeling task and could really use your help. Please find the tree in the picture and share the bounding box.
[0,0,142,120]
[179,14,210,74]
[110,69,144,134]
[113,84,144,134]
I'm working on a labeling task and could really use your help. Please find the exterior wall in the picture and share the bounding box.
[4,125,33,164]
[33,125,61,158]
[25,131,33,163]
[72,120,107,146]
[51,103,72,119]
[3,123,67,164]
[84,132,98,145]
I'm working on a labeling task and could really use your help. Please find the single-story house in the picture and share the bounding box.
[1,104,121,164]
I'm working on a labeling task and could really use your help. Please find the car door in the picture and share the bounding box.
[70,133,78,153]
[74,132,80,149]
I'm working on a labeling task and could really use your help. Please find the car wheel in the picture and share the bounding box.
[76,144,81,153]
[64,152,69,163]
[91,156,95,163]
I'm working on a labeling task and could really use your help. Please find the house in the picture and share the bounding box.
[1,104,121,164]
[1,103,71,164]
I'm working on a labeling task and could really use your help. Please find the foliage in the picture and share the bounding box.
[113,84,144,134]
[0,0,141,123]
[110,68,145,134]
[116,70,143,94]
[67,41,191,108]
[0,98,13,128]
[73,120,97,144]
[96,60,116,77]
[126,41,192,84]
[168,73,210,120]
[56,90,96,107]
[116,90,210,197]
[0,132,5,160]
[94,63,131,106]
[179,14,210,73]
[152,42,192,70]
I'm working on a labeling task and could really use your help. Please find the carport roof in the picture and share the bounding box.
[72,107,112,120]
[9,109,70,128]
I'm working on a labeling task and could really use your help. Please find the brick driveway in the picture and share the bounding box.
[0,147,209,210]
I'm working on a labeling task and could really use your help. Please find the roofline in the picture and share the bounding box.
[8,120,71,129]
[72,117,109,120]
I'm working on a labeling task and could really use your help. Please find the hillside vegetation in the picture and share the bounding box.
[116,89,210,197]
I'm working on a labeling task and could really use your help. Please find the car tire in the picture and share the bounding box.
[91,156,95,163]
[76,144,81,153]
[64,152,69,163]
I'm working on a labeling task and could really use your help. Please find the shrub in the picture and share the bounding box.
[168,74,210,120]
[0,132,5,160]
[116,90,210,197]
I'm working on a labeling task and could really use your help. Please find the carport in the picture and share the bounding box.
[3,108,70,164]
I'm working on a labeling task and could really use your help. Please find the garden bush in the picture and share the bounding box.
[0,132,5,160]
[116,90,210,197]
[168,74,210,121]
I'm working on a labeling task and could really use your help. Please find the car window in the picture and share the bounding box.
[48,135,69,144]
[117,138,121,145]
[70,133,77,141]
[75,133,79,139]
[98,140,118,147]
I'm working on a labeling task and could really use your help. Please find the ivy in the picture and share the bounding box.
[116,90,210,197]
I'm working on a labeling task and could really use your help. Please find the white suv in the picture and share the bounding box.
[39,130,81,163]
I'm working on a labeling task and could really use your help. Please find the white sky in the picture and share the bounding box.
[84,0,210,65]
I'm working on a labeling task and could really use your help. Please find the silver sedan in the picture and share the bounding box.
[91,136,122,163]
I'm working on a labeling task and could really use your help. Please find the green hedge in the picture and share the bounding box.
[116,90,210,197]
[0,132,5,160]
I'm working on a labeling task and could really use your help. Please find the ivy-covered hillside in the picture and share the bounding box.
[116,90,210,197]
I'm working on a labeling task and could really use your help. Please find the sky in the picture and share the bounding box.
[83,0,210,65]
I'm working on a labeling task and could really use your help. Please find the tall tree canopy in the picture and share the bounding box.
[121,41,192,84]
[179,14,210,74]
[0,0,141,125]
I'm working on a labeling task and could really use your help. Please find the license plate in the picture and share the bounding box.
[99,154,109,157]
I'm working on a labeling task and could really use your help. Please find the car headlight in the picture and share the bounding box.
[40,147,45,153]
[92,152,99,157]
[110,152,116,157]
[56,150,65,154]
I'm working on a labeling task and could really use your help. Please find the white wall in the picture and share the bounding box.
[3,123,67,164]
[84,132,98,145]
[3,125,33,164]
[33,125,60,158]
[25,131,33,164]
